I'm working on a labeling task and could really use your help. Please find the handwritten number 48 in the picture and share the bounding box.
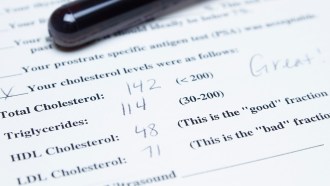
[135,123,158,138]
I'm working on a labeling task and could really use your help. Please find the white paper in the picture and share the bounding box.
[1,0,330,185]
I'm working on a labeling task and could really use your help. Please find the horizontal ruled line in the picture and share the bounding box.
[0,73,22,79]
[182,144,324,178]
[0,28,9,32]
[0,45,15,50]
[0,92,29,100]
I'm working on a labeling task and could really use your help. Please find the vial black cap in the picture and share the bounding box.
[48,0,163,48]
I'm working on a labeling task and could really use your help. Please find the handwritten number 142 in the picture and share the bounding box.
[126,79,161,95]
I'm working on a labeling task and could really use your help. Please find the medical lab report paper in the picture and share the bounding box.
[0,0,329,185]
